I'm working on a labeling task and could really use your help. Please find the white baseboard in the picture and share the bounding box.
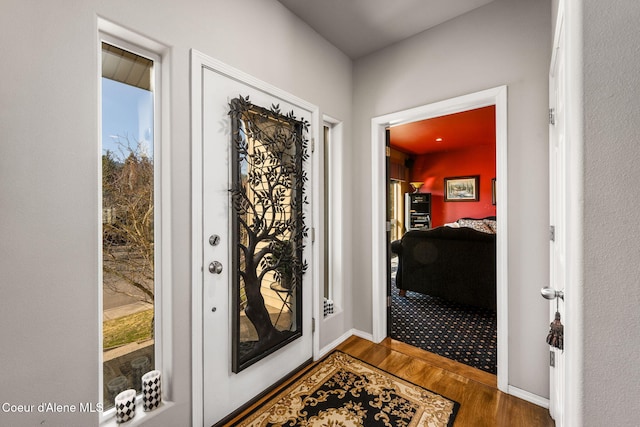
[317,329,374,359]
[350,328,374,342]
[508,385,550,409]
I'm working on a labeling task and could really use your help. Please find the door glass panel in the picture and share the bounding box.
[229,96,309,372]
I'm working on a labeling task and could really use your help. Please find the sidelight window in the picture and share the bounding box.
[99,35,164,414]
[322,118,342,317]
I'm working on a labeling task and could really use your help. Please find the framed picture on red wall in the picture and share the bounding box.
[444,175,480,202]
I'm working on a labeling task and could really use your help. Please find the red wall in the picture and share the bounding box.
[411,144,496,227]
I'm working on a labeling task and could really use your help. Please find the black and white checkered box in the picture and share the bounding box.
[323,298,334,317]
[115,389,136,423]
[142,370,162,411]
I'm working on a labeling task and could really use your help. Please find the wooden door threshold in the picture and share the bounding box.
[379,337,497,389]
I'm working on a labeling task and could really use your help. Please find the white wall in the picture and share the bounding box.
[351,0,552,397]
[0,0,351,425]
[582,0,640,423]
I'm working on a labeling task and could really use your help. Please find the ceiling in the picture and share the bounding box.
[276,0,495,59]
[276,0,497,155]
[389,106,496,156]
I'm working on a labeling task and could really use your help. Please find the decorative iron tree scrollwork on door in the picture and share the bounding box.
[229,95,309,373]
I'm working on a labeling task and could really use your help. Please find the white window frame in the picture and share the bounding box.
[321,116,343,314]
[98,19,172,424]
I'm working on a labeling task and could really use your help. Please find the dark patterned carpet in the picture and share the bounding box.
[390,257,497,374]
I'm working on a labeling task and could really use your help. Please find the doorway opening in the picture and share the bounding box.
[387,106,497,374]
[371,86,509,392]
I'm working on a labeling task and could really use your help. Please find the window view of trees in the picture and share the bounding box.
[101,41,156,410]
[102,140,156,411]
[102,140,156,410]
[103,141,154,305]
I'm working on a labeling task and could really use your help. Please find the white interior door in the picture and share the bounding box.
[194,55,315,426]
[548,9,567,425]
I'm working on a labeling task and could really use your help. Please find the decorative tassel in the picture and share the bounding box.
[546,311,564,350]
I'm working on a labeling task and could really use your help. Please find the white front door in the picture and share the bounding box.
[193,54,315,426]
[548,9,567,425]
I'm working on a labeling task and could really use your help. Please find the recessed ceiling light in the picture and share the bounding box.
[435,138,443,142]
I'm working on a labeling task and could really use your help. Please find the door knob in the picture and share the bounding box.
[541,286,564,300]
[209,261,223,274]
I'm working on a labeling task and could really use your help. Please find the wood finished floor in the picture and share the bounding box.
[224,335,555,426]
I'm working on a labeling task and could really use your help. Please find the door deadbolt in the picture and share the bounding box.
[209,234,221,246]
[209,261,223,274]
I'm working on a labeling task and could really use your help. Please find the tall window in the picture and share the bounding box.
[100,40,158,410]
[322,119,342,317]
[323,125,331,301]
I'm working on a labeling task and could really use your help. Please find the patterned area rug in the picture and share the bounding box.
[231,351,459,427]
[390,258,497,374]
